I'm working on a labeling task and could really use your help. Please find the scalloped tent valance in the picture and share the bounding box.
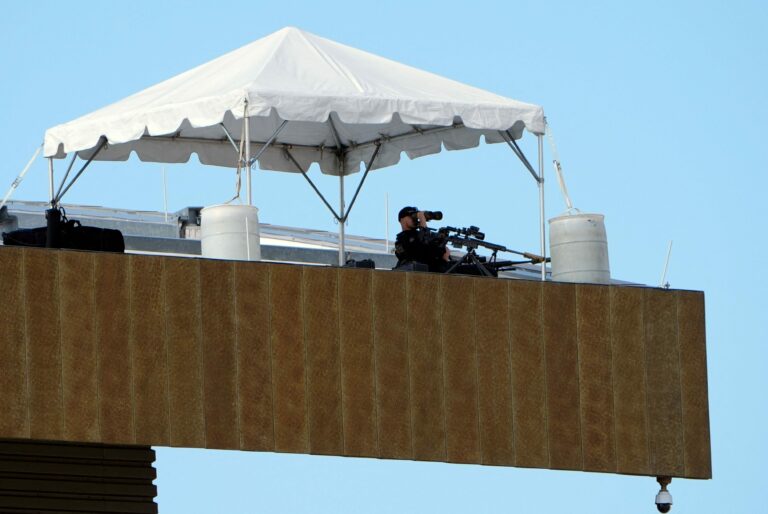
[44,27,545,176]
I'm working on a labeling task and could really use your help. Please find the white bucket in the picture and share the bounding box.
[200,204,261,261]
[549,212,610,284]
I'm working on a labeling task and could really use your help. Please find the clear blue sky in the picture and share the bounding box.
[2,1,766,512]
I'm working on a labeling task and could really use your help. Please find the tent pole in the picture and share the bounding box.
[501,130,545,278]
[538,134,546,281]
[243,119,288,204]
[54,154,78,204]
[48,158,55,207]
[328,115,347,266]
[283,149,341,220]
[339,171,346,266]
[248,120,289,168]
[244,110,251,205]
[336,144,381,266]
[501,130,539,182]
[343,143,381,222]
[54,138,107,204]
[219,124,240,154]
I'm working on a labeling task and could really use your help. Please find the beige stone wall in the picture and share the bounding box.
[0,247,711,479]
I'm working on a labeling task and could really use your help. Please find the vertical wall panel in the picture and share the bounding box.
[164,258,205,448]
[407,273,446,462]
[339,268,377,457]
[129,255,169,446]
[0,247,28,439]
[442,276,480,464]
[543,282,582,470]
[373,271,412,460]
[59,251,99,442]
[234,262,274,452]
[24,249,63,440]
[509,281,547,468]
[677,291,711,479]
[94,253,133,444]
[0,247,712,479]
[270,265,308,454]
[576,284,616,473]
[610,287,650,475]
[476,279,515,466]
[644,289,685,476]
[200,260,239,450]
[304,267,343,455]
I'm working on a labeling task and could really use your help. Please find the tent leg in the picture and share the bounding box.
[343,143,380,220]
[285,144,378,267]
[245,112,251,205]
[48,158,55,207]
[339,173,346,266]
[47,157,60,248]
[336,142,381,265]
[242,119,288,205]
[538,134,546,281]
[501,131,546,279]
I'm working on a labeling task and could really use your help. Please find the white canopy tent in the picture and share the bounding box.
[43,27,548,274]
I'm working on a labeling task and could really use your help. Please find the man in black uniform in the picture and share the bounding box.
[394,206,450,272]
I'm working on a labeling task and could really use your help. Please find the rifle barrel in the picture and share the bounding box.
[431,225,545,262]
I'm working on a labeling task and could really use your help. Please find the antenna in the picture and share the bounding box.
[659,240,673,288]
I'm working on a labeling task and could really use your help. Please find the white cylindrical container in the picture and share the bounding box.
[549,212,610,284]
[200,204,261,261]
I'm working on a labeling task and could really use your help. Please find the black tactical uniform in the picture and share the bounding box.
[394,227,448,272]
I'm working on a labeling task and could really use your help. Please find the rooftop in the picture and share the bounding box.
[0,200,555,281]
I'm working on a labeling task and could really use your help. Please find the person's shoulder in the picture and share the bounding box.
[396,229,420,242]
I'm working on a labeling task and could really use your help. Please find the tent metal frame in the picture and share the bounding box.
[44,118,547,279]
[50,137,107,206]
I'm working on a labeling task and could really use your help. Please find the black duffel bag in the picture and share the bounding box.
[2,226,47,247]
[3,217,124,253]
[60,219,125,253]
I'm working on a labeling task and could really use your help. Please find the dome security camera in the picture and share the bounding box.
[655,489,673,513]
[655,476,673,513]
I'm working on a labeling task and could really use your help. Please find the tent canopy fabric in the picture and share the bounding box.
[44,27,545,176]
